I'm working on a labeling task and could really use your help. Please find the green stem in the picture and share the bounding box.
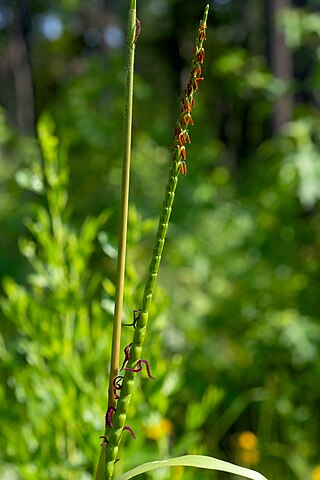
[108,1,137,412]
[100,6,209,480]
[95,3,137,480]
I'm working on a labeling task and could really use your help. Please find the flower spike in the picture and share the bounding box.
[99,7,209,478]
[171,11,207,174]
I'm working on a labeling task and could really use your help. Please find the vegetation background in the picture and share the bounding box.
[1,0,320,479]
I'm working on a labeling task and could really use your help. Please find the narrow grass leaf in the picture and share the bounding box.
[115,454,268,480]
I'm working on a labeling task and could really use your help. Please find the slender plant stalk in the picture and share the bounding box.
[96,5,209,480]
[108,0,137,411]
[95,1,137,479]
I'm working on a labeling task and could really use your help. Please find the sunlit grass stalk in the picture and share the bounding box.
[108,0,137,412]
[96,5,209,480]
[95,0,137,478]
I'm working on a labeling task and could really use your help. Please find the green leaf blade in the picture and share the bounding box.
[116,454,268,480]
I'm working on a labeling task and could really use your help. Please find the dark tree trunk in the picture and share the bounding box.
[7,1,35,134]
[268,0,294,132]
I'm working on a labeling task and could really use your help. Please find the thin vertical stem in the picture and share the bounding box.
[95,2,137,479]
[108,2,137,410]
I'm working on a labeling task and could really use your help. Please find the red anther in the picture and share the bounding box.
[106,407,116,428]
[178,131,186,146]
[132,18,141,45]
[193,77,204,91]
[140,359,156,379]
[191,98,195,107]
[121,343,133,370]
[99,436,109,447]
[180,160,187,176]
[178,130,191,147]
[124,343,132,359]
[185,99,192,112]
[199,24,207,41]
[122,359,156,380]
[113,375,124,400]
[180,146,187,160]
[123,425,136,440]
[191,65,201,78]
[183,113,194,126]
[197,48,205,64]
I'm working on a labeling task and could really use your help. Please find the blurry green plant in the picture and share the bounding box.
[0,112,112,479]
[279,7,320,48]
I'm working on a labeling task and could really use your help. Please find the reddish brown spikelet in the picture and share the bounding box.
[197,47,205,64]
[179,132,186,146]
[180,160,187,176]
[185,99,192,112]
[199,24,207,41]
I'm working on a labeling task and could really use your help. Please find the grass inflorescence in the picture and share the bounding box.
[96,5,209,480]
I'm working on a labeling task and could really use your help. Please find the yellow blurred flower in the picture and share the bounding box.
[239,449,260,466]
[144,418,172,441]
[235,431,260,466]
[238,431,258,450]
[312,466,320,480]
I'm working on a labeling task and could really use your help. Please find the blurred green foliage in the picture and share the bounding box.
[1,1,320,479]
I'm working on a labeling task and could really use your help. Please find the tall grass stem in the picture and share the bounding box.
[108,2,137,410]
[95,2,137,479]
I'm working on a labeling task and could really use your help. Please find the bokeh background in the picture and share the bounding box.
[1,0,320,479]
